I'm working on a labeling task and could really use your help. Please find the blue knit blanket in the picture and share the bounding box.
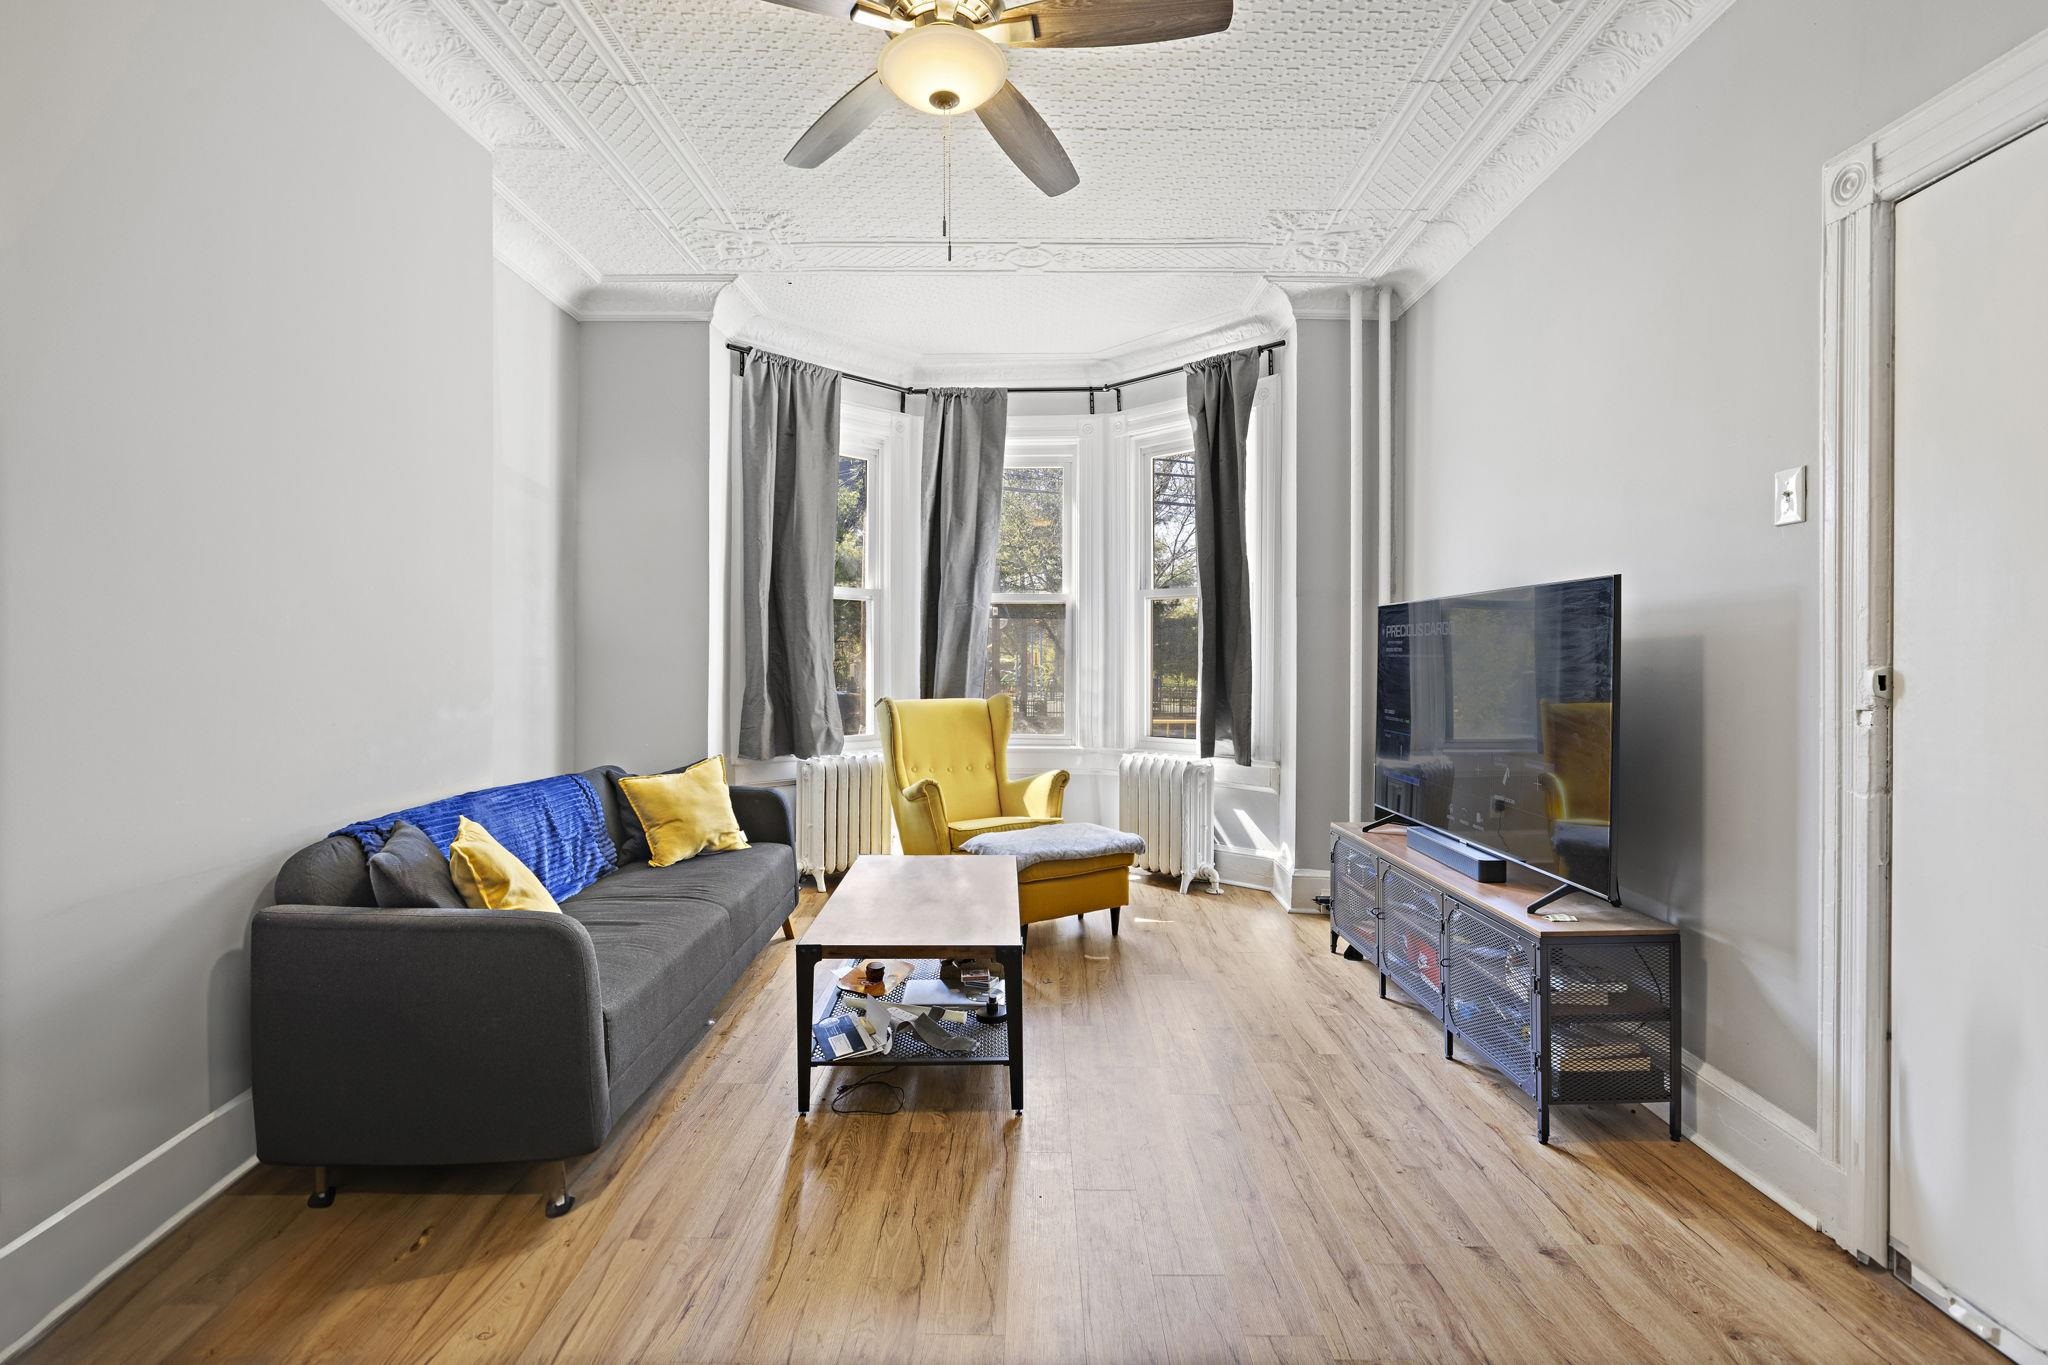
[334,773,615,901]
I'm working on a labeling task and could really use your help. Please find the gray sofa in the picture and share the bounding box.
[250,765,797,1216]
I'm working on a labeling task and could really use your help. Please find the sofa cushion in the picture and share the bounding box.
[450,816,561,913]
[367,820,466,908]
[579,765,628,858]
[607,758,718,865]
[618,757,749,867]
[563,845,795,1081]
[276,835,374,908]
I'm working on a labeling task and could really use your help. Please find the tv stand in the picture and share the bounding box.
[1329,821,1682,1145]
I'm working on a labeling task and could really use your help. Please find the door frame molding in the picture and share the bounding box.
[1818,26,2048,1264]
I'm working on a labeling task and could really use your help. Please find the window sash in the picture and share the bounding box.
[991,453,1075,742]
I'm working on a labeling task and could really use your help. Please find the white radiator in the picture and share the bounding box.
[795,753,893,891]
[1118,753,1222,894]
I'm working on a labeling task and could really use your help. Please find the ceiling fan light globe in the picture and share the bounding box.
[877,22,1008,116]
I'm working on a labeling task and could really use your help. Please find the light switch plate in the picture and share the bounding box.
[1774,466,1807,526]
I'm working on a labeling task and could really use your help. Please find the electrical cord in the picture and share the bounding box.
[830,1065,905,1114]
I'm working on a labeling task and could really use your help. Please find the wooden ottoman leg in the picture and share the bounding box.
[1110,906,1121,936]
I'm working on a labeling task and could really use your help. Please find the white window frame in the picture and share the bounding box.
[991,422,1081,746]
[1110,389,1274,767]
[831,443,878,738]
[832,399,915,751]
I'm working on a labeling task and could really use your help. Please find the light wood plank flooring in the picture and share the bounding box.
[28,881,1987,1363]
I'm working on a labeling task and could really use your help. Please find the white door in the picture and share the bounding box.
[1891,119,2048,1355]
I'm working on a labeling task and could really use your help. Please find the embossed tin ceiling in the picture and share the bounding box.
[329,0,1729,355]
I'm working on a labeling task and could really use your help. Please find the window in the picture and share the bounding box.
[833,453,873,736]
[986,462,1070,736]
[1145,452,1199,740]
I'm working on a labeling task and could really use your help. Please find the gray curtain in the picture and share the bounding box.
[918,387,1010,698]
[738,351,843,760]
[1187,348,1259,764]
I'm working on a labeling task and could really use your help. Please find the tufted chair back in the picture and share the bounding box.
[875,695,1021,854]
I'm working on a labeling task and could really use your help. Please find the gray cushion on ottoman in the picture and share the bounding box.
[368,820,466,909]
[960,821,1145,871]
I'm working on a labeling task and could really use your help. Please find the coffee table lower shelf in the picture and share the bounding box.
[795,948,1024,1115]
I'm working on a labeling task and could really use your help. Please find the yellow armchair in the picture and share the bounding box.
[875,694,1066,853]
[874,695,1128,933]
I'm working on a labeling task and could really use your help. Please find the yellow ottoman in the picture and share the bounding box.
[959,822,1146,944]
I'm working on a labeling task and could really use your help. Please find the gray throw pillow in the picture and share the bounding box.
[608,757,716,865]
[367,820,466,909]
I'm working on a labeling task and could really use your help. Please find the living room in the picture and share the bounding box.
[3,1,2044,1360]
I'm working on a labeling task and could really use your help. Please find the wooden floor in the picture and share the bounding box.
[30,882,1988,1364]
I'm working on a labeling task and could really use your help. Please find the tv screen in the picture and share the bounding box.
[1375,575,1619,901]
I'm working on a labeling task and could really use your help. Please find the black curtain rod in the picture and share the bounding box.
[724,339,1285,414]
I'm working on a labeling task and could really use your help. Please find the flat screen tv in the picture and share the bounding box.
[1375,575,1620,902]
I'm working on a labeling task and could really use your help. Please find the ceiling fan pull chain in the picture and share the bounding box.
[942,115,954,263]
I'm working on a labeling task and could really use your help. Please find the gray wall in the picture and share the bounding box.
[493,264,580,780]
[1396,0,2048,1124]
[1293,318,1373,873]
[0,0,497,1344]
[575,321,715,771]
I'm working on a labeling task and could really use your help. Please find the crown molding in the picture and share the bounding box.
[319,0,562,151]
[1374,0,1738,311]
[495,194,730,320]
[1268,276,1385,321]
[708,277,1290,390]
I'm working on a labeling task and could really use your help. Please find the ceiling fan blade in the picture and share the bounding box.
[976,82,1078,197]
[758,0,856,17]
[785,72,895,169]
[1000,0,1232,48]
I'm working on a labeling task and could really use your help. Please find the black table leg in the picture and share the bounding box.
[998,944,1024,1114]
[1669,937,1684,1142]
[795,943,821,1114]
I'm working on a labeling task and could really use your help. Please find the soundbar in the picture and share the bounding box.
[1403,825,1509,883]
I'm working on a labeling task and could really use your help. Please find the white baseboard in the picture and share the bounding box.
[1214,845,1287,905]
[0,1091,257,1363]
[1288,868,1330,912]
[1664,1054,1844,1235]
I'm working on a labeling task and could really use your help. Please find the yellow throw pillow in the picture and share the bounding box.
[619,756,749,867]
[448,816,560,912]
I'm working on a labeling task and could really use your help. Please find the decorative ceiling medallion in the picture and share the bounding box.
[680,212,797,270]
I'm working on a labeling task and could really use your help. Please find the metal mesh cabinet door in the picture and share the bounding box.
[1446,903,1537,1097]
[1544,937,1676,1106]
[1331,840,1379,961]
[1378,865,1445,1020]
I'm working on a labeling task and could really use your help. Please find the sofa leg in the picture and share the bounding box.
[543,1160,575,1219]
[1020,923,1029,953]
[308,1166,336,1209]
[1110,906,1121,937]
[782,917,795,941]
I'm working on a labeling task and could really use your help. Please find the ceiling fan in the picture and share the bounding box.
[767,0,1234,196]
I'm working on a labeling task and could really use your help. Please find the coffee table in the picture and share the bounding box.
[795,854,1023,1115]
